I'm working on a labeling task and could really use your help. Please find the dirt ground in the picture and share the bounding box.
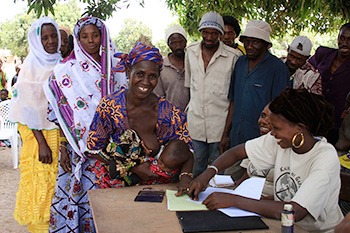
[0,147,28,233]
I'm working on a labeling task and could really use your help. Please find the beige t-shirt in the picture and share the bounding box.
[246,134,343,232]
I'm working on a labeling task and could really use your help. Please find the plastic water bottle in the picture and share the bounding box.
[281,204,294,233]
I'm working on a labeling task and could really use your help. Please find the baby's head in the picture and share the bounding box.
[157,140,191,172]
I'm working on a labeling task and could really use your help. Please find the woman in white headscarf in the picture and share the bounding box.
[43,16,127,232]
[9,17,62,233]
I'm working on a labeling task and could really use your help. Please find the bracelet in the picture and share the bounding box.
[208,165,219,174]
[59,136,68,143]
[179,172,193,180]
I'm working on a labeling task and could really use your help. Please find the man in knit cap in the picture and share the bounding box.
[220,20,290,180]
[154,25,189,111]
[185,11,241,177]
[283,36,321,95]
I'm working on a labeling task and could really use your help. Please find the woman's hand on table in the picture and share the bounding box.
[203,192,236,210]
[131,162,159,181]
[187,169,216,200]
[176,174,192,196]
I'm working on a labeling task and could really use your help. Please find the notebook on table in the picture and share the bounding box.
[176,210,269,233]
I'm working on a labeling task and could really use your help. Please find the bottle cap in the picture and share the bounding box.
[284,204,293,211]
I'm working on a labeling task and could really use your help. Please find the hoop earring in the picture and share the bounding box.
[292,132,304,148]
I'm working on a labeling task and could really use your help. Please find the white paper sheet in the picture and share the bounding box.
[189,176,266,217]
[209,174,235,187]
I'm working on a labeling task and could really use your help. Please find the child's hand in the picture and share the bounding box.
[141,141,153,156]
[131,162,159,181]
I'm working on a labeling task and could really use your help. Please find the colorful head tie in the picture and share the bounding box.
[114,42,163,72]
[74,16,104,40]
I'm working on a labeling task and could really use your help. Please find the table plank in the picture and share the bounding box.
[88,184,307,233]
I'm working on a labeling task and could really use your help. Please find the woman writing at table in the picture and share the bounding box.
[86,42,194,194]
[188,88,343,232]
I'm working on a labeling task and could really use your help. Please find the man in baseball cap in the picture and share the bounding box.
[286,36,312,74]
[185,11,241,177]
[283,36,322,95]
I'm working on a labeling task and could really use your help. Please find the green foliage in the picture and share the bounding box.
[155,40,170,56]
[19,0,350,36]
[19,0,144,21]
[82,0,121,20]
[164,0,349,37]
[113,18,152,53]
[81,0,143,20]
[1,0,81,58]
[26,0,56,18]
[54,0,81,29]
[0,13,36,58]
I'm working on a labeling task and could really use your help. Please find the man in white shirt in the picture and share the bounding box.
[185,11,240,177]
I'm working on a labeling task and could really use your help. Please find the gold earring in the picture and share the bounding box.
[292,132,304,148]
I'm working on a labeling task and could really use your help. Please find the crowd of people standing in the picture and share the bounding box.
[5,9,350,233]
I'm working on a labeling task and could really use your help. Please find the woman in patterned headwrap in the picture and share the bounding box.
[86,42,194,194]
[43,16,127,232]
[9,17,62,233]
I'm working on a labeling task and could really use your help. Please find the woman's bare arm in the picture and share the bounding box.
[203,193,308,222]
[33,130,52,164]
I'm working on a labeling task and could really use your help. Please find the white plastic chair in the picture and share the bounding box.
[0,99,21,169]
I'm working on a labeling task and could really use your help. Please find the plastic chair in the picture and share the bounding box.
[0,99,21,169]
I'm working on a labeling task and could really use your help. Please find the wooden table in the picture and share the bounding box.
[88,184,307,233]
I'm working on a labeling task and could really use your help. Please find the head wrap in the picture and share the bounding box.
[28,16,62,66]
[74,17,103,40]
[9,16,61,130]
[59,25,71,36]
[114,42,163,73]
[72,16,127,95]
